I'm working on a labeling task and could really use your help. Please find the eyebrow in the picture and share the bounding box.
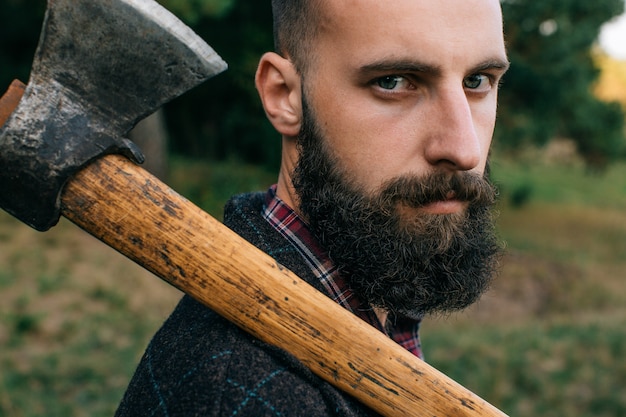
[470,59,510,75]
[358,57,510,78]
[358,60,442,77]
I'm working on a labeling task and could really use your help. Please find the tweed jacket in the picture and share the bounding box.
[115,192,379,417]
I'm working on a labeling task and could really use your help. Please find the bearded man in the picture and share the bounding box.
[116,0,509,415]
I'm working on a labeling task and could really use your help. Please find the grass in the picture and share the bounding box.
[0,212,181,416]
[1,154,625,416]
[425,318,626,417]
[494,161,626,210]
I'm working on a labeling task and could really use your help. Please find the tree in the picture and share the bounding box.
[497,0,625,168]
[157,0,278,168]
[0,0,46,89]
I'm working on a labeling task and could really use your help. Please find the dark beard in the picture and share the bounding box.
[292,99,502,319]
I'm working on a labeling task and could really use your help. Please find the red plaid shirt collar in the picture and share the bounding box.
[263,185,423,359]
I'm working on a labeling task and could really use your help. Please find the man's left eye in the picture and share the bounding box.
[463,74,490,90]
[375,75,409,90]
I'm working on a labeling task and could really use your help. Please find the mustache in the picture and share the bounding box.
[378,171,497,208]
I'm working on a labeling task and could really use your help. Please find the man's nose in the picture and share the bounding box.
[423,87,482,172]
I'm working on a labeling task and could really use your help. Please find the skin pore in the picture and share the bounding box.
[256,0,509,319]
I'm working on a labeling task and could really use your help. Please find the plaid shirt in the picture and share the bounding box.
[263,185,423,359]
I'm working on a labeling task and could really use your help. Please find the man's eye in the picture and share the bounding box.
[375,75,407,90]
[463,74,490,91]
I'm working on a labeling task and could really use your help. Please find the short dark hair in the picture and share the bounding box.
[271,0,323,75]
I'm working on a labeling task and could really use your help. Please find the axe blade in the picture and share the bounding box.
[0,0,227,231]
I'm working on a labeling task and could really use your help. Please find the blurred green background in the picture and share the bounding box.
[1,0,626,416]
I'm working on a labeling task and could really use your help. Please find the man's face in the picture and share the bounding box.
[288,0,508,318]
[299,0,508,207]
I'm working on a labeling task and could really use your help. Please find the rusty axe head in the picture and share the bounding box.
[0,0,227,231]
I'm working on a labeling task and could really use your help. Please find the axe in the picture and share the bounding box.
[0,1,508,416]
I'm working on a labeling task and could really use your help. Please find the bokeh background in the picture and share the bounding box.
[1,0,626,415]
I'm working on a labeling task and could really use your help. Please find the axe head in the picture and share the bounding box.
[0,0,227,231]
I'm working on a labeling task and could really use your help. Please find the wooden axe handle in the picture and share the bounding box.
[1,81,507,416]
[60,155,507,417]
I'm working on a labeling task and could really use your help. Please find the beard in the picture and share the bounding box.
[292,98,502,319]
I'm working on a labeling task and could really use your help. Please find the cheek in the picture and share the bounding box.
[324,112,425,190]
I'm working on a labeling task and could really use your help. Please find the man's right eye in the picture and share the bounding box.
[375,75,406,90]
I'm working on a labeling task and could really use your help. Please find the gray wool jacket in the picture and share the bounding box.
[114,192,379,417]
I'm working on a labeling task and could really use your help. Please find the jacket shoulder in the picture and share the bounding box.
[116,296,370,417]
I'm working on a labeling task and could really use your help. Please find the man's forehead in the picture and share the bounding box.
[324,0,502,17]
[316,0,506,68]
[320,0,503,37]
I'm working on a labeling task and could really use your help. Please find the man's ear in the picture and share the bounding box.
[255,52,302,137]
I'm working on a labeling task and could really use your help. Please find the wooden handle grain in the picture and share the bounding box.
[60,154,508,417]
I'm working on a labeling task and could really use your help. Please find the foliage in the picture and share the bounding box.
[0,0,46,86]
[497,0,626,169]
[157,0,279,168]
